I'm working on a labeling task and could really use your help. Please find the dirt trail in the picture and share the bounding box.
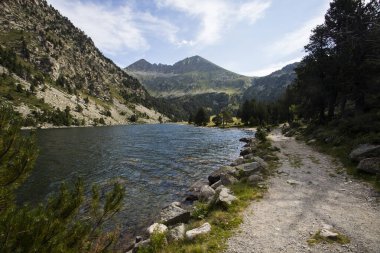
[226,128,380,253]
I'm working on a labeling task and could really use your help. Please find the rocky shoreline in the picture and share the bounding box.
[127,135,269,252]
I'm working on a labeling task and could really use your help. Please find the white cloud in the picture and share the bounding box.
[47,1,148,54]
[265,0,330,58]
[242,57,301,77]
[268,16,324,58]
[157,0,271,46]
[47,0,183,55]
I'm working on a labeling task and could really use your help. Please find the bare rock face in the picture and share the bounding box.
[185,222,211,240]
[358,158,380,174]
[159,202,190,226]
[349,144,380,162]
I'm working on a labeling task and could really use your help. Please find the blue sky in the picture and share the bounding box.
[47,0,331,76]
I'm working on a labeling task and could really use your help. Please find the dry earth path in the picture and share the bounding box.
[226,128,380,253]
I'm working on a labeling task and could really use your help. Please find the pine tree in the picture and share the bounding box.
[0,104,125,252]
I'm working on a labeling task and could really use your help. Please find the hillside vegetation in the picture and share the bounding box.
[0,0,167,127]
[126,56,298,121]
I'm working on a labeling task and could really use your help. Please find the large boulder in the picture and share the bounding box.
[159,202,190,226]
[252,156,268,169]
[230,157,245,166]
[199,185,216,202]
[240,148,253,156]
[216,186,237,205]
[147,223,168,235]
[185,222,211,240]
[187,179,209,201]
[168,223,186,241]
[357,158,380,174]
[349,144,380,162]
[235,162,262,178]
[210,180,222,190]
[239,137,253,143]
[247,174,264,186]
[208,166,238,185]
[220,174,238,186]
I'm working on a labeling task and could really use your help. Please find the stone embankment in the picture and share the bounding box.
[127,135,267,253]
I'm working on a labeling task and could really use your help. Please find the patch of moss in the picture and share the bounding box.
[307,230,350,245]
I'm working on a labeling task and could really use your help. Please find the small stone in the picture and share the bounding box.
[287,179,301,185]
[320,228,338,239]
[147,223,168,235]
[185,222,211,240]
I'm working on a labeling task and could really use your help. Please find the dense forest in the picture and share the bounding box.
[239,0,380,134]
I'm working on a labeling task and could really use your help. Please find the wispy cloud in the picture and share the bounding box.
[268,16,324,57]
[265,0,330,58]
[157,0,271,46]
[243,57,301,77]
[47,0,181,55]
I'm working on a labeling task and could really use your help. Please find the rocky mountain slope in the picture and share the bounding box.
[126,56,252,97]
[243,63,299,102]
[126,57,298,120]
[0,0,167,127]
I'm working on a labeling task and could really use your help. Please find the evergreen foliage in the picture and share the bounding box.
[0,104,125,252]
[193,107,209,126]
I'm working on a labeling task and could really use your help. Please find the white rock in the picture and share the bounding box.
[199,185,216,201]
[168,223,186,241]
[320,228,338,239]
[147,223,168,235]
[185,222,211,240]
[287,179,301,185]
[217,187,237,205]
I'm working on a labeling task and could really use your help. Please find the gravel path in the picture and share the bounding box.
[226,128,380,253]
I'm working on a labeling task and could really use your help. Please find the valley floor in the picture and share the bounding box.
[226,128,380,253]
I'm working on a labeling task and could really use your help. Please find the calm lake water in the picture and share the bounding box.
[18,124,252,236]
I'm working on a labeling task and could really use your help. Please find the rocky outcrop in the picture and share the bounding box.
[159,202,190,226]
[349,144,380,162]
[185,223,212,240]
[357,158,380,174]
